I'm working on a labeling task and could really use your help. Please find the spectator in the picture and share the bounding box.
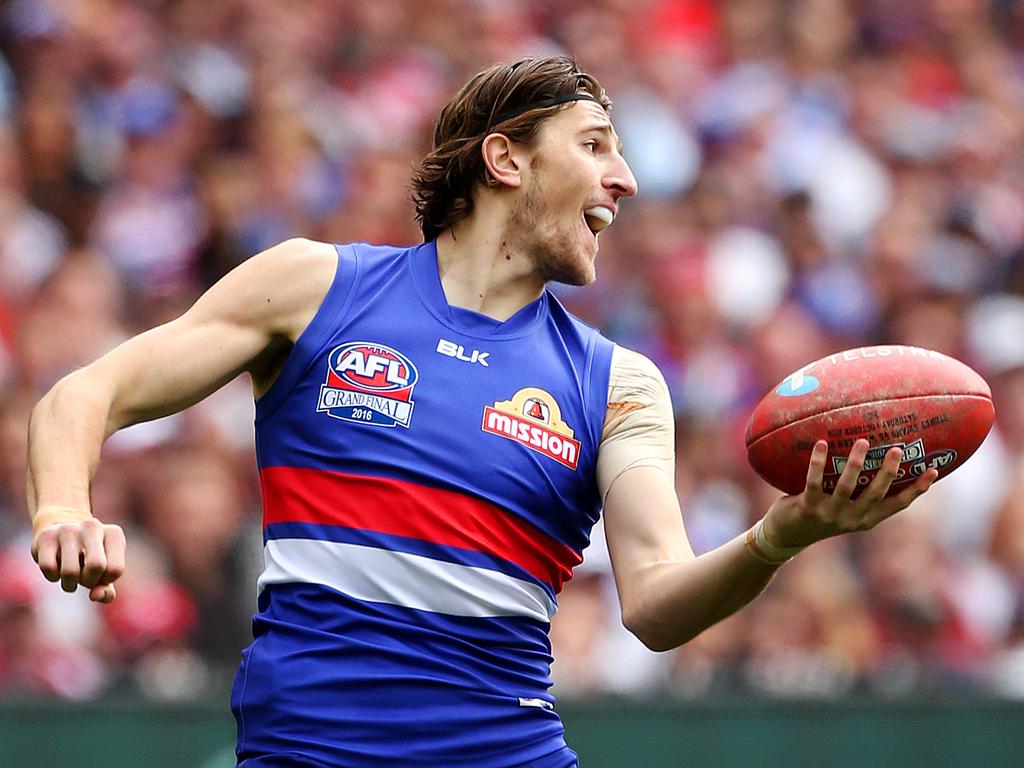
[3,0,1024,702]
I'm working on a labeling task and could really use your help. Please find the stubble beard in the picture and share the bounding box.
[509,170,596,288]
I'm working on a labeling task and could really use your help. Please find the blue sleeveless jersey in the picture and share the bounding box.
[232,241,614,767]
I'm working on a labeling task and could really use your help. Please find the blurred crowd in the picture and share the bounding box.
[2,0,1024,703]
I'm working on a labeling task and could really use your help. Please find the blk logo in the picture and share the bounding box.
[436,339,490,367]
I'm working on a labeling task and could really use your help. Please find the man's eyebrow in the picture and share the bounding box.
[579,123,624,153]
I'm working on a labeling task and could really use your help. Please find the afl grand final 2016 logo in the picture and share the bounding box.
[481,387,581,470]
[317,342,418,428]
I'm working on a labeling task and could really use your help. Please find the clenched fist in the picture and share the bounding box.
[31,507,126,603]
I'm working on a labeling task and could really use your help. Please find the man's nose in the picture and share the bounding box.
[606,156,638,199]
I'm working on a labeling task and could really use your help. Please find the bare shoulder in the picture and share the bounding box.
[193,237,339,342]
[241,237,338,284]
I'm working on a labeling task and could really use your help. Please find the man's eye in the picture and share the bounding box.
[584,140,598,152]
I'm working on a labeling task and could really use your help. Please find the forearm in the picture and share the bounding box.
[622,533,782,652]
[27,370,116,517]
[604,467,790,652]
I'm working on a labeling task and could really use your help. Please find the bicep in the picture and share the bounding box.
[603,466,695,612]
[597,346,675,497]
[90,312,269,431]
[82,238,337,432]
[598,346,692,607]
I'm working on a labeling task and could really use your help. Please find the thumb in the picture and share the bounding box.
[89,583,117,604]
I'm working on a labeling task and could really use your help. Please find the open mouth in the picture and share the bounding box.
[582,206,614,236]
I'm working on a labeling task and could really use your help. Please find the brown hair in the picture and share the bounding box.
[411,57,611,241]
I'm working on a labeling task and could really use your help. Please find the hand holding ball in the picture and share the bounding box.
[745,346,995,498]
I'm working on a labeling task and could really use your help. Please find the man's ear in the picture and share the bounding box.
[481,133,523,189]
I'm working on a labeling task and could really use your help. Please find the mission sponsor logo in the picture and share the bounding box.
[481,387,581,470]
[317,342,418,428]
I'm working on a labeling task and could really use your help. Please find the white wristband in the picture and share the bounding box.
[745,517,805,565]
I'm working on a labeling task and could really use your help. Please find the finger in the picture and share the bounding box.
[857,446,904,505]
[102,525,127,583]
[33,529,62,582]
[833,439,870,500]
[803,440,829,496]
[57,525,83,593]
[78,519,107,588]
[862,468,939,529]
[89,583,117,604]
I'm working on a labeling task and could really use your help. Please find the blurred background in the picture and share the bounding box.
[2,0,1024,764]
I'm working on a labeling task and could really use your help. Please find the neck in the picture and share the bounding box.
[433,201,545,322]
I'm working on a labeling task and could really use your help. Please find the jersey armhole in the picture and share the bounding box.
[255,243,360,421]
[582,334,615,456]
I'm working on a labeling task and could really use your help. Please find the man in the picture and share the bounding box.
[27,57,936,767]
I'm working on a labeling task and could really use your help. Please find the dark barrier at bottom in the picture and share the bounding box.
[1,698,1022,768]
[561,698,1024,768]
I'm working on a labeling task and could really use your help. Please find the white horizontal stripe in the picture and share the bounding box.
[258,538,556,623]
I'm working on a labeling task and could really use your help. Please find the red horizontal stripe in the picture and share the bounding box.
[259,467,580,593]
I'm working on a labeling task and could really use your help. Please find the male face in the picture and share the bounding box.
[508,101,638,286]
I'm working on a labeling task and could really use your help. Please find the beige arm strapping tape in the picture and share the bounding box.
[596,345,675,499]
[31,506,92,536]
